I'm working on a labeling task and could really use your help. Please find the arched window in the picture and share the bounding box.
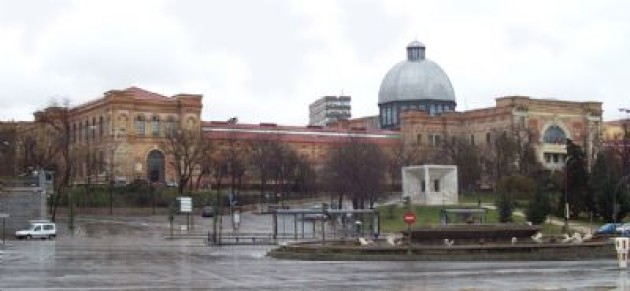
[187,117,196,129]
[151,115,160,137]
[135,115,145,136]
[543,125,567,144]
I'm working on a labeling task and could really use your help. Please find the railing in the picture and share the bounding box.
[0,177,40,188]
[206,232,315,246]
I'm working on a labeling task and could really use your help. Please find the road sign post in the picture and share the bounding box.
[403,212,416,255]
[177,197,192,231]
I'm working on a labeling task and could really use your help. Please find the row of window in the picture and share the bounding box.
[71,116,106,144]
[72,114,194,142]
[544,153,567,164]
[381,103,455,127]
[412,125,568,147]
[134,115,175,137]
[414,133,488,146]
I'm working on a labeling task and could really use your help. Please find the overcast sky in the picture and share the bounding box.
[1,0,629,125]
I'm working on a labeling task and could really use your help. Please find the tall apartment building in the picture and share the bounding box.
[308,95,351,126]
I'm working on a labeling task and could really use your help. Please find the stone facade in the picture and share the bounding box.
[2,87,607,191]
[400,96,603,170]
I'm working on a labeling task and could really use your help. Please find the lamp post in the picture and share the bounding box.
[564,138,572,233]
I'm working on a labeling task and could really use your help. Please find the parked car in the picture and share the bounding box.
[594,223,622,236]
[201,206,215,218]
[15,220,56,240]
[616,223,630,235]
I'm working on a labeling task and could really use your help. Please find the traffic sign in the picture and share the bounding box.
[403,212,416,225]
[177,196,192,213]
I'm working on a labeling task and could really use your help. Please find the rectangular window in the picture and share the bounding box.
[434,180,440,192]
[416,134,422,145]
[470,134,475,145]
[152,120,159,136]
[135,119,145,136]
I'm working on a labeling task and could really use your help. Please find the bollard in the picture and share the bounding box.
[615,237,629,269]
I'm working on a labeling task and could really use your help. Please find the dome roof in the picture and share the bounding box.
[407,40,425,48]
[378,42,455,104]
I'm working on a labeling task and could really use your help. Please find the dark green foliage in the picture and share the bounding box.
[591,149,630,222]
[495,174,536,223]
[525,187,552,224]
[496,191,515,223]
[564,139,593,217]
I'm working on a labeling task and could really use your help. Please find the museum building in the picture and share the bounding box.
[2,41,607,187]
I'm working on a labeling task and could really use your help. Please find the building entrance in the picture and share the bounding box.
[147,150,164,183]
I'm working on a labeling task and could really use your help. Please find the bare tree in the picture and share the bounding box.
[32,101,74,222]
[248,135,281,204]
[324,135,387,209]
[291,155,317,198]
[387,142,422,191]
[482,130,519,187]
[440,136,482,193]
[162,127,210,195]
[218,135,248,200]
[16,123,61,174]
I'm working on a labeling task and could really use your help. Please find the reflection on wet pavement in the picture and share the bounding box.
[0,214,627,290]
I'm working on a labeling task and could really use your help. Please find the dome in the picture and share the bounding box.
[378,42,455,104]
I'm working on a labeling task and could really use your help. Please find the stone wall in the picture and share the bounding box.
[0,187,47,235]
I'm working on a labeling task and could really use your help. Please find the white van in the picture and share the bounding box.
[15,220,56,240]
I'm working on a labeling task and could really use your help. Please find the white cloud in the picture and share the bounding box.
[1,0,629,123]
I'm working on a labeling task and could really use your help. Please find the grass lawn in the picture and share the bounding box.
[377,204,561,235]
[378,205,501,232]
[457,192,495,204]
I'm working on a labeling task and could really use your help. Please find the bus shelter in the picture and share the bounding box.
[274,207,379,242]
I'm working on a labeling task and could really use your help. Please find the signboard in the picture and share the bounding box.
[403,212,416,225]
[0,213,9,218]
[177,196,192,213]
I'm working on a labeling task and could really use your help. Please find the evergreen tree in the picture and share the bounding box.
[564,139,592,218]
[526,173,553,225]
[495,174,535,223]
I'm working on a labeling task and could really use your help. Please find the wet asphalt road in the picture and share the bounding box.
[1,214,629,290]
